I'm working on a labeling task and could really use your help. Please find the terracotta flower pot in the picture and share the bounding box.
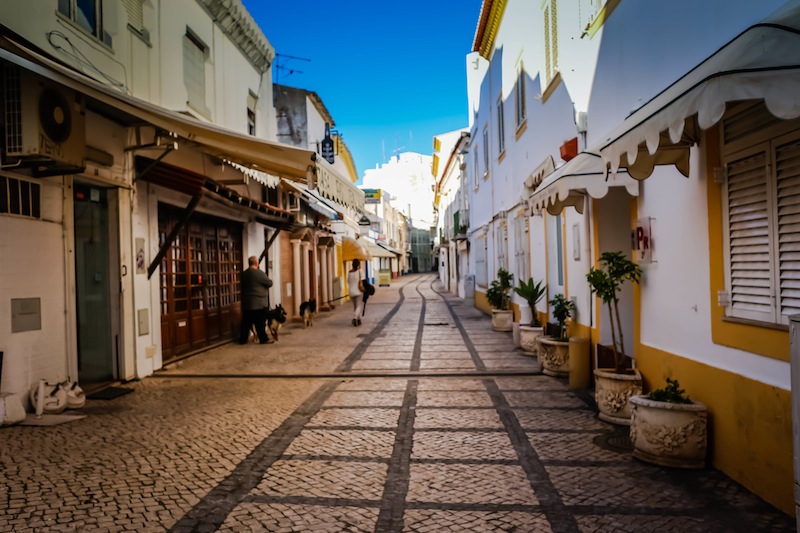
[629,395,708,469]
[593,368,642,426]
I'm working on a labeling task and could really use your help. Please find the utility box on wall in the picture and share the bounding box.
[11,298,41,333]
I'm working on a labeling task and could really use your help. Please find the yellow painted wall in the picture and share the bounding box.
[636,344,792,514]
[475,290,491,315]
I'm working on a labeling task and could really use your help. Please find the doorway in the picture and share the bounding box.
[73,184,117,387]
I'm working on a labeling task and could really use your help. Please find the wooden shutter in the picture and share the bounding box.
[122,0,143,30]
[775,135,800,321]
[724,147,775,322]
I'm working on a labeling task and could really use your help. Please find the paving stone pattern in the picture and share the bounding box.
[0,275,793,532]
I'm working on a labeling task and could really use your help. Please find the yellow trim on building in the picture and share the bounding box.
[635,343,793,514]
[335,136,359,183]
[475,290,491,314]
[541,71,562,103]
[704,127,789,362]
[478,0,508,59]
[582,0,621,39]
[515,119,528,140]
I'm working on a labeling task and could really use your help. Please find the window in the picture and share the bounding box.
[122,0,143,31]
[183,30,207,114]
[482,128,489,178]
[543,0,559,85]
[514,214,530,282]
[497,98,505,154]
[722,129,800,325]
[58,0,110,45]
[515,67,527,128]
[474,149,479,190]
[476,235,488,287]
[247,91,257,136]
[556,213,564,286]
[0,176,41,219]
[497,223,508,271]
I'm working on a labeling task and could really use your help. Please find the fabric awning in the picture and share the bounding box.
[314,159,365,211]
[376,241,403,256]
[363,240,396,259]
[341,236,372,261]
[0,33,316,183]
[529,152,639,215]
[597,1,800,178]
[285,181,340,220]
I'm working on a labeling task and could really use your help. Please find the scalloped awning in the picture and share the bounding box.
[529,152,639,216]
[598,1,800,179]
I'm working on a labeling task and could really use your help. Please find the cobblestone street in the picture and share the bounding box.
[0,274,793,532]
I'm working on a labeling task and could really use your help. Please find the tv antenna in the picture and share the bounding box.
[274,53,311,85]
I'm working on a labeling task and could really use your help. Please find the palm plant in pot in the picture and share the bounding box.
[537,293,575,377]
[629,378,708,468]
[586,251,642,425]
[514,278,547,356]
[486,268,514,332]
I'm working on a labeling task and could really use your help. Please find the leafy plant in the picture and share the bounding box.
[486,268,514,310]
[586,251,642,373]
[645,378,692,404]
[549,293,575,341]
[514,278,547,326]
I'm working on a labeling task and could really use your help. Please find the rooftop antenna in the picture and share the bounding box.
[392,135,405,161]
[273,53,311,86]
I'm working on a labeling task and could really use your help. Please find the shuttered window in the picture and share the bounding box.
[476,235,488,287]
[722,128,800,325]
[183,30,207,114]
[514,214,529,282]
[776,136,800,318]
[122,0,143,30]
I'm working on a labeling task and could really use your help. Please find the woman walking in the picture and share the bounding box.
[347,259,363,326]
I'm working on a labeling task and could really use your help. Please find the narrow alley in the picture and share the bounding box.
[0,274,792,532]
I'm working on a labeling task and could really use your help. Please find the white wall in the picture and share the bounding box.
[0,178,68,396]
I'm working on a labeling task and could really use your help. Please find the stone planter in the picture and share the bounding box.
[594,368,643,426]
[537,336,569,377]
[519,325,544,356]
[491,309,513,332]
[629,395,708,469]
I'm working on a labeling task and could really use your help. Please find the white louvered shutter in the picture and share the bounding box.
[724,147,775,322]
[775,135,800,322]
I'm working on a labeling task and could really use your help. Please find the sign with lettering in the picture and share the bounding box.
[634,217,655,263]
[363,189,381,204]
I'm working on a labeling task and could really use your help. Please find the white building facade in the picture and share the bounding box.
[466,0,799,514]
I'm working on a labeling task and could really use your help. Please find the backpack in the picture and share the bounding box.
[362,279,375,296]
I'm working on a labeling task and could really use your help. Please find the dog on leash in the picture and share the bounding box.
[250,304,288,343]
[299,299,317,328]
[266,304,287,340]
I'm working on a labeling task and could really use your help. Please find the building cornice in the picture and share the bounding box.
[472,0,507,60]
[197,0,274,73]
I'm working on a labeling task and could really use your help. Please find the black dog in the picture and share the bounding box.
[299,299,317,328]
[266,304,287,341]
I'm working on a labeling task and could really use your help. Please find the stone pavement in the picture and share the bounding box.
[0,274,794,532]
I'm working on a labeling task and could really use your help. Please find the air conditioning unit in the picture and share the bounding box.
[2,65,86,176]
[286,191,300,212]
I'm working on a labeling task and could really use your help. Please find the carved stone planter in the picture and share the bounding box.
[594,368,642,426]
[629,395,708,469]
[491,309,513,332]
[519,325,544,356]
[537,336,569,377]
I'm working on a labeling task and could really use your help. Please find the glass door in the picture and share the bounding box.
[74,184,114,386]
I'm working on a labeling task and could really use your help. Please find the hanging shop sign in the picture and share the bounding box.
[321,122,335,164]
[634,217,655,263]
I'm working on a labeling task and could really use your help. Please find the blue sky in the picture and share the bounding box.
[242,1,483,182]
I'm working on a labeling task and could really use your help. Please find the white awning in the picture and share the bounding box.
[285,181,340,220]
[313,158,365,211]
[598,1,800,178]
[529,152,639,215]
[363,240,396,258]
[376,241,402,256]
[0,34,316,182]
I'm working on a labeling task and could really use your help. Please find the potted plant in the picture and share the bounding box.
[629,378,708,469]
[586,251,643,425]
[537,294,574,377]
[486,268,514,332]
[514,278,547,356]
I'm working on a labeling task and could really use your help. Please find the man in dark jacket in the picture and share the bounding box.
[239,256,273,344]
